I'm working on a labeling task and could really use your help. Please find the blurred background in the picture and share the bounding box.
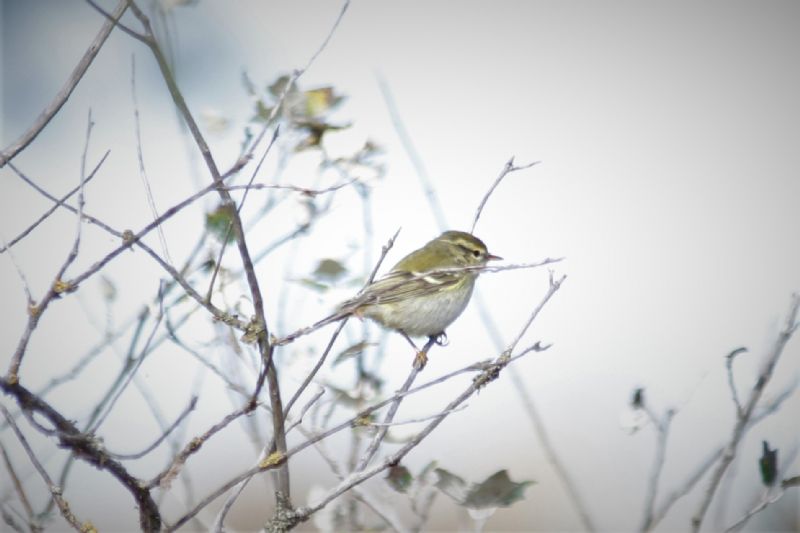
[1,1,799,531]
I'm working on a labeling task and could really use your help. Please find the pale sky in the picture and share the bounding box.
[2,1,799,531]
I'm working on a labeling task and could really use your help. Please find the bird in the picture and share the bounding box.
[278,230,501,368]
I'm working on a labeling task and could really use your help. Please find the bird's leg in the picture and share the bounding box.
[433,331,448,347]
[413,334,442,370]
[399,331,419,351]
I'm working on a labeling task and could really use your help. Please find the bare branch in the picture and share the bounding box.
[725,347,748,418]
[110,396,198,460]
[691,294,800,532]
[294,269,565,525]
[0,233,34,306]
[0,442,36,529]
[149,401,256,490]
[131,54,172,266]
[5,114,95,380]
[0,0,128,167]
[376,74,448,229]
[125,0,295,505]
[205,125,281,301]
[470,157,541,234]
[355,365,422,473]
[0,406,86,532]
[639,404,676,532]
[366,404,467,427]
[1,154,106,254]
[275,257,563,346]
[176,339,552,531]
[368,228,402,284]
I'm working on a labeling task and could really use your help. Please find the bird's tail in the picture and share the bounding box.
[273,309,350,346]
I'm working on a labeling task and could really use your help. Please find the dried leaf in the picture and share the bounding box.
[463,470,533,509]
[313,258,347,281]
[435,468,534,510]
[434,468,469,504]
[268,75,294,98]
[386,464,413,493]
[297,278,330,292]
[100,276,117,302]
[760,441,778,487]
[304,87,345,116]
[294,119,350,151]
[332,341,375,367]
[205,204,236,243]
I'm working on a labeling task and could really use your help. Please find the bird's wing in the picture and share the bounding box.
[341,269,462,309]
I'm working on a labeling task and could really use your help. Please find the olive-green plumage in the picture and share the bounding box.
[323,231,500,337]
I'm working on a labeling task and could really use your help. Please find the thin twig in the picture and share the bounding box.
[724,347,747,418]
[0,442,36,529]
[131,54,172,266]
[304,424,407,533]
[205,125,281,301]
[282,229,401,417]
[295,273,565,525]
[650,446,724,530]
[368,227,402,284]
[470,157,541,234]
[0,233,34,305]
[0,406,85,532]
[477,286,594,532]
[367,404,467,427]
[127,0,293,504]
[90,282,166,433]
[639,405,675,532]
[690,294,800,532]
[149,401,257,490]
[375,74,448,229]
[175,341,552,531]
[84,0,149,44]
[5,115,94,380]
[110,396,198,460]
[354,365,421,472]
[283,321,348,416]
[1,157,105,254]
[724,444,799,533]
[286,387,326,434]
[0,0,128,167]
[274,257,563,346]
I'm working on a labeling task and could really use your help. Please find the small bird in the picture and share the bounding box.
[279,230,501,368]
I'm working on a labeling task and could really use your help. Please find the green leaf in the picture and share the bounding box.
[435,468,534,510]
[241,70,257,96]
[205,204,236,243]
[386,464,413,493]
[434,468,469,504]
[326,384,364,408]
[304,87,345,117]
[418,461,439,484]
[254,99,274,122]
[293,119,351,151]
[268,75,293,98]
[296,278,330,292]
[100,276,117,303]
[759,441,778,486]
[464,470,534,508]
[313,258,347,282]
[631,387,645,409]
[333,341,375,367]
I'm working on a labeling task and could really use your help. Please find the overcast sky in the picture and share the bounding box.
[2,1,799,531]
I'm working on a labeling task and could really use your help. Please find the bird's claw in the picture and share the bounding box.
[413,350,428,370]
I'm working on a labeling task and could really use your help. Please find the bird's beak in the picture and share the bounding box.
[487,253,502,261]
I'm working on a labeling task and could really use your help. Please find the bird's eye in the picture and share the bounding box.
[472,250,481,258]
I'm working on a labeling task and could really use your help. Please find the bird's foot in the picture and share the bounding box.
[413,350,429,370]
